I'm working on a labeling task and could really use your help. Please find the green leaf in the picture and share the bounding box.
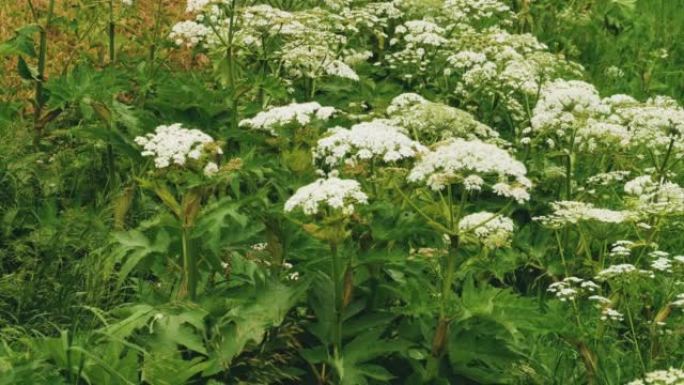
[153,309,209,355]
[0,24,38,57]
[204,279,305,375]
[17,56,38,81]
[112,229,171,287]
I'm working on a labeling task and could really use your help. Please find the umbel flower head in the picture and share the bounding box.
[624,175,684,215]
[625,368,684,385]
[386,93,500,143]
[284,173,368,216]
[458,212,514,248]
[239,102,336,135]
[407,138,531,203]
[169,20,210,48]
[534,201,638,228]
[313,120,427,167]
[547,276,600,302]
[186,0,212,13]
[525,79,634,151]
[134,123,221,170]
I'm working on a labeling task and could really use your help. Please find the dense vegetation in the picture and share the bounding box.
[1,0,684,384]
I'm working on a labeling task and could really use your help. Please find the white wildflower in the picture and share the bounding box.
[463,175,485,192]
[548,276,600,302]
[458,212,514,248]
[609,240,635,258]
[186,0,211,13]
[624,175,684,214]
[595,264,654,281]
[588,295,611,305]
[672,294,684,308]
[600,308,624,322]
[625,368,684,385]
[387,93,500,142]
[203,162,219,176]
[586,171,631,186]
[534,201,637,228]
[251,242,268,251]
[239,102,336,135]
[314,120,426,167]
[134,123,218,169]
[651,257,673,273]
[408,138,531,202]
[284,176,368,216]
[324,60,360,81]
[169,20,210,48]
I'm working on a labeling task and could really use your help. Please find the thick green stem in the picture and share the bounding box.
[180,225,197,300]
[565,152,573,199]
[149,0,164,64]
[432,235,459,353]
[657,137,675,183]
[32,0,56,145]
[626,306,647,374]
[108,0,115,64]
[330,242,343,362]
[226,0,239,132]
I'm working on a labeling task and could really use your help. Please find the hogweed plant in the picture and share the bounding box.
[284,172,368,383]
[134,123,223,299]
[403,137,531,378]
[4,0,684,383]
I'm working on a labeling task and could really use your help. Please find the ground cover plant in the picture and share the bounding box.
[1,0,684,384]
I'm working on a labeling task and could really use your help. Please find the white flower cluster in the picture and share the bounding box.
[608,95,684,151]
[230,5,306,49]
[186,0,212,13]
[600,308,624,322]
[609,240,635,258]
[534,201,637,228]
[531,80,606,132]
[651,256,673,272]
[240,4,297,34]
[624,175,684,214]
[203,162,219,176]
[458,212,514,248]
[386,93,500,143]
[386,93,427,114]
[313,120,426,167]
[595,264,654,281]
[398,20,447,47]
[386,19,448,80]
[239,102,336,135]
[169,20,210,48]
[284,174,368,216]
[585,171,631,187]
[588,295,612,305]
[278,36,359,81]
[547,276,599,302]
[442,0,514,27]
[527,80,684,153]
[526,79,634,150]
[625,368,684,385]
[671,294,684,309]
[340,2,402,37]
[446,28,581,122]
[646,250,684,273]
[274,18,357,81]
[134,123,220,170]
[605,66,625,79]
[408,138,531,203]
[172,2,362,83]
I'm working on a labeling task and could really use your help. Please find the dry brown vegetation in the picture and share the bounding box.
[1,0,189,106]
